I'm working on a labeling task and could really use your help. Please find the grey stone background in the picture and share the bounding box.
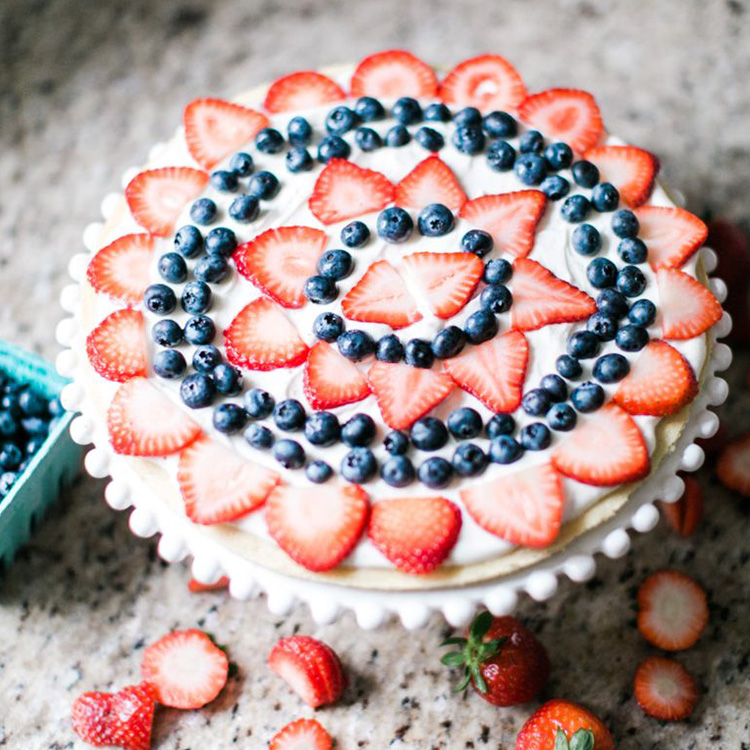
[1,0,749,747]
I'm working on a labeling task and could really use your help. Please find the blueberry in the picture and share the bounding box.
[571,160,599,188]
[561,194,591,223]
[377,207,413,243]
[404,338,435,369]
[540,373,568,402]
[520,422,551,451]
[464,309,498,345]
[453,443,488,477]
[418,203,455,237]
[544,142,574,170]
[556,354,583,379]
[515,153,547,185]
[612,209,639,239]
[184,314,216,345]
[244,388,275,419]
[454,107,482,128]
[571,224,601,256]
[317,135,351,163]
[194,255,229,284]
[255,127,285,153]
[152,320,184,348]
[303,275,338,304]
[244,423,274,450]
[19,390,47,417]
[316,250,352,282]
[306,460,333,483]
[210,169,239,192]
[341,221,370,248]
[313,311,345,342]
[48,397,64,418]
[376,334,404,362]
[431,326,466,359]
[229,151,254,176]
[410,417,448,451]
[0,472,17,497]
[180,373,216,409]
[248,170,280,200]
[144,284,176,315]
[192,345,222,373]
[452,125,485,155]
[274,439,305,469]
[213,403,248,434]
[486,139,516,171]
[385,125,411,147]
[340,447,377,483]
[273,399,306,431]
[0,411,18,439]
[229,195,260,223]
[483,111,517,138]
[381,455,416,487]
[597,288,630,320]
[326,105,359,135]
[571,381,605,412]
[447,407,483,440]
[629,299,656,327]
[190,198,217,225]
[0,443,22,471]
[540,175,571,201]
[337,330,375,361]
[304,411,341,446]
[384,430,410,455]
[424,102,452,122]
[181,281,212,313]
[415,126,444,152]
[287,116,312,146]
[462,229,494,257]
[522,388,552,416]
[616,324,649,352]
[593,353,630,383]
[480,284,512,314]
[204,216,238,251]
[617,238,648,264]
[21,417,47,438]
[567,330,601,359]
[341,413,376,447]
[489,435,523,464]
[212,363,243,396]
[486,413,515,439]
[591,182,619,212]
[617,265,647,297]
[286,147,313,172]
[547,402,577,431]
[418,456,453,488]
[392,97,422,124]
[587,311,618,341]
[483,258,512,285]
[355,127,383,152]
[519,129,544,154]
[354,96,386,122]
[153,349,186,379]
[27,436,46,455]
[587,257,618,289]
[174,225,203,258]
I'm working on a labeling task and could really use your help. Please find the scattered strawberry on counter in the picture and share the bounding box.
[657,475,703,537]
[269,718,333,750]
[514,699,614,750]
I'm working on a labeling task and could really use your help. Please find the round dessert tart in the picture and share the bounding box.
[59,51,732,629]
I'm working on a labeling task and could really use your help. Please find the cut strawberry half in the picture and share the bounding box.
[107,377,201,457]
[125,167,209,237]
[235,226,328,308]
[510,257,596,331]
[270,719,332,750]
[394,156,467,212]
[634,656,698,722]
[460,462,564,548]
[86,233,153,306]
[401,251,483,318]
[551,403,649,486]
[634,206,708,270]
[368,495,462,574]
[264,71,346,113]
[350,50,438,98]
[583,145,658,208]
[459,191,547,259]
[656,268,722,340]
[188,576,230,593]
[266,484,369,572]
[658,474,703,537]
[443,330,529,413]
[717,433,750,497]
[86,309,147,382]
[439,55,527,111]
[613,340,698,417]
[637,569,708,651]
[224,298,309,371]
[141,629,229,709]
[309,159,394,225]
[177,435,279,525]
[519,88,604,154]
[367,361,455,431]
[184,98,269,169]
[341,259,422,329]
[303,341,371,410]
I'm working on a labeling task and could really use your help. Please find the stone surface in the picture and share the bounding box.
[1,0,750,747]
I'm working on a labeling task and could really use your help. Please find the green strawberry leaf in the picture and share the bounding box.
[569,729,595,750]
[554,728,570,750]
[441,651,467,667]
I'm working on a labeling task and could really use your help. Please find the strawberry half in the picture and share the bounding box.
[308,159,394,225]
[634,206,708,270]
[264,71,346,113]
[583,145,658,208]
[184,98,269,169]
[510,257,596,331]
[303,341,371,410]
[394,156,467,212]
[368,495,462,574]
[634,656,698,722]
[459,191,547,259]
[658,474,703,537]
[717,433,750,497]
[125,167,208,237]
[439,54,527,111]
[268,635,347,708]
[188,576,230,593]
[367,361,455,431]
[341,259,422,329]
[270,719,332,750]
[224,298,309,371]
[613,340,698,417]
[519,88,604,154]
[656,267,722,340]
[401,251,483,318]
[86,233,154,306]
[515,699,615,750]
[86,309,148,382]
[107,377,201,456]
[141,629,229,709]
[443,330,529,413]
[266,484,369,572]
[552,403,649,486]
[177,435,280,524]
[235,226,328,309]
[350,50,438,98]
[460,462,563,548]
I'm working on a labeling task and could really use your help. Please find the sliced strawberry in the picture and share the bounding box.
[264,71,346,113]
[510,257,596,331]
[125,167,209,237]
[86,309,147,382]
[519,89,603,154]
[443,330,528,413]
[309,159,394,225]
[583,145,658,208]
[368,495,462,573]
[658,474,703,537]
[460,462,563,548]
[350,50,438,98]
[177,435,279,525]
[184,98,269,169]
[367,361,455,431]
[613,340,698,417]
[634,206,708,270]
[268,635,347,708]
[270,719,332,750]
[717,433,750,497]
[656,268,722,340]
[266,484,369,572]
[459,191,547,259]
[341,259,422,329]
[634,656,698,722]
[141,629,229,709]
[637,569,708,651]
[188,576,230,593]
[303,341,371,410]
[224,298,309,371]
[394,156,467,212]
[86,233,153,305]
[107,377,201,456]
[551,403,649,486]
[439,55,526,111]
[235,226,327,308]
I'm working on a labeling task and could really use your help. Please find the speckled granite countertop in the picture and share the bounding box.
[1,0,750,747]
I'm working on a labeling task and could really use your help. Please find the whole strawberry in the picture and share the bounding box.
[441,611,549,706]
[515,699,614,750]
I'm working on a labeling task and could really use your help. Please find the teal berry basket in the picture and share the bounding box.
[0,340,83,577]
